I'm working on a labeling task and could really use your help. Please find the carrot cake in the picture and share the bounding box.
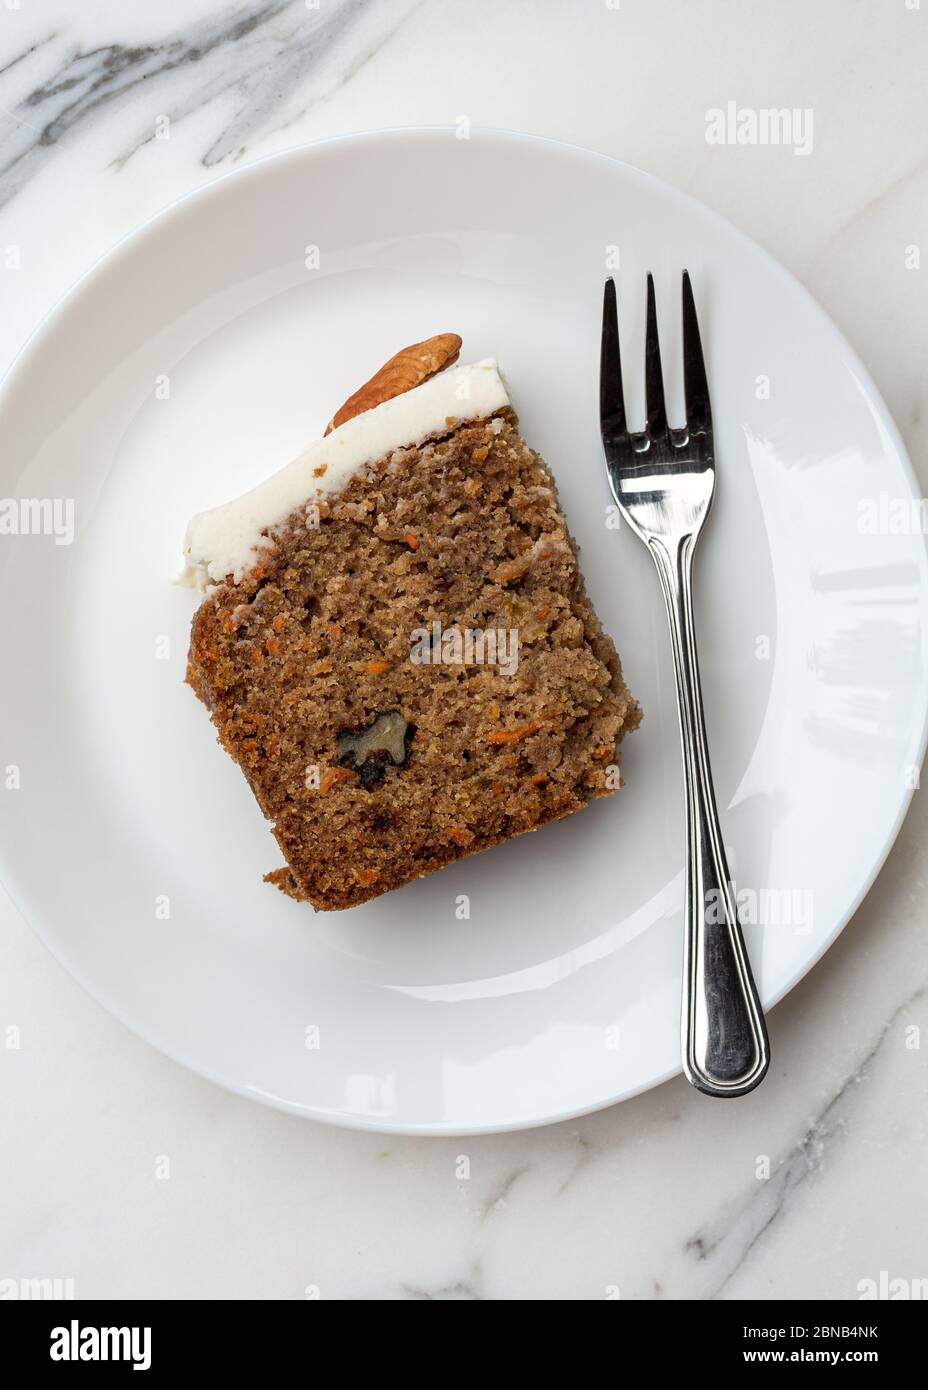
[181,334,640,910]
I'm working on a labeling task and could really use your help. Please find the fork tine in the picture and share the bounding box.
[600,278,626,438]
[682,270,711,434]
[644,274,668,440]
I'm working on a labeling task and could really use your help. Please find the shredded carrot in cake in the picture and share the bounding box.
[485,721,543,744]
[320,767,355,795]
[364,660,390,675]
[446,826,475,847]
[355,866,380,886]
[404,532,420,551]
[492,558,528,586]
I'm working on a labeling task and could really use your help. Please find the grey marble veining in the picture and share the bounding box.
[686,982,926,1300]
[0,0,423,207]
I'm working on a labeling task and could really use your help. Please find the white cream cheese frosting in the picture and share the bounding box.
[180,359,510,592]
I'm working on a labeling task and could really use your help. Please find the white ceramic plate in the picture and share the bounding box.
[1,129,925,1134]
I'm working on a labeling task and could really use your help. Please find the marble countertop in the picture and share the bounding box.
[2,0,927,1301]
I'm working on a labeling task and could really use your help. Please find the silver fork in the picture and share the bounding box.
[600,272,769,1098]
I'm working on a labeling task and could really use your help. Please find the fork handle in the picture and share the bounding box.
[650,534,770,1097]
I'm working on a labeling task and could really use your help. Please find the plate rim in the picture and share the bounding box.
[1,124,926,1135]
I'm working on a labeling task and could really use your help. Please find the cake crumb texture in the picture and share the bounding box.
[187,411,640,910]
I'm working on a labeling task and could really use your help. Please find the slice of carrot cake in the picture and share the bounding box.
[181,334,640,910]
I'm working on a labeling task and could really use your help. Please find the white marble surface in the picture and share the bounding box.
[2,0,927,1301]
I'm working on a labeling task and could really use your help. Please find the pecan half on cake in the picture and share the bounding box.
[182,334,640,910]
